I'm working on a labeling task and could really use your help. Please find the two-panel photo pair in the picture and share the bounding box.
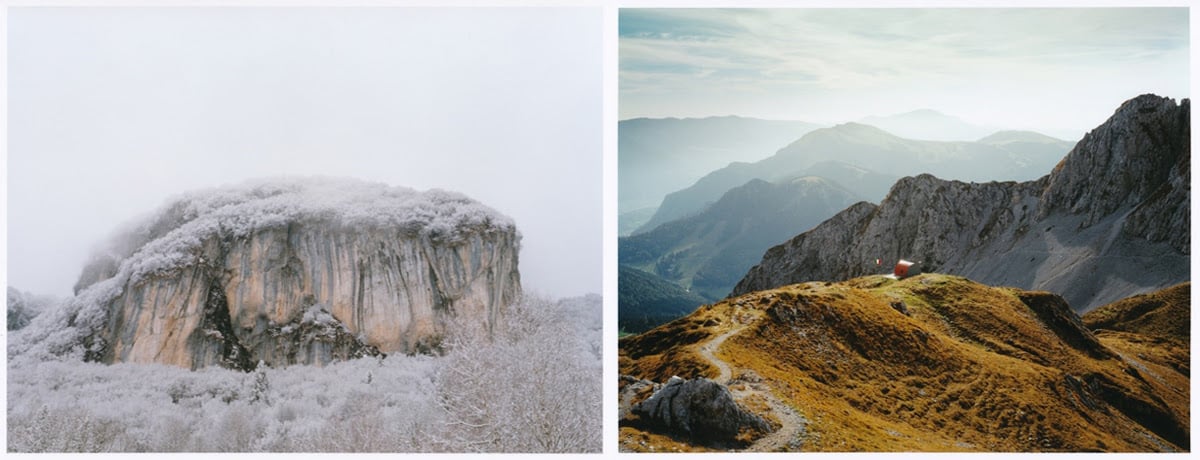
[6,5,1191,455]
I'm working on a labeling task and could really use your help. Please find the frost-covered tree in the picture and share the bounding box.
[7,178,599,453]
[434,294,602,452]
[7,287,59,331]
[7,292,601,453]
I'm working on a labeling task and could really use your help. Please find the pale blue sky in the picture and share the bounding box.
[8,7,602,298]
[620,8,1189,140]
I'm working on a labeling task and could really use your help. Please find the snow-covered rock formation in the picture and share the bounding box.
[14,178,521,369]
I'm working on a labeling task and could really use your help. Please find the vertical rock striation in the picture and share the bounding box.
[733,94,1189,312]
[48,178,521,370]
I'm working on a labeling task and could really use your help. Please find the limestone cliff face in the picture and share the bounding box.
[70,178,521,369]
[734,94,1189,312]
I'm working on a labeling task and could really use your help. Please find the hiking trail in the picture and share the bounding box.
[698,312,809,452]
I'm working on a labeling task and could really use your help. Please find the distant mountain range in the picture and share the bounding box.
[618,116,823,214]
[620,110,1076,332]
[621,176,861,302]
[634,122,1072,235]
[735,94,1190,313]
[618,207,659,237]
[858,108,997,141]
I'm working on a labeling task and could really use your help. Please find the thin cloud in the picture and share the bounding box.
[620,8,1189,137]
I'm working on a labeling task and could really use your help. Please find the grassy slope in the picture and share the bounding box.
[1081,282,1190,447]
[618,274,1189,452]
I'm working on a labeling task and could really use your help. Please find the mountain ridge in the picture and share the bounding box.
[619,116,823,213]
[636,121,1069,234]
[733,94,1189,313]
[858,108,997,141]
[620,175,861,303]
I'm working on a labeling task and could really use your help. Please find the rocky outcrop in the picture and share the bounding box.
[1040,94,1189,242]
[24,178,522,369]
[733,94,1189,312]
[631,376,772,446]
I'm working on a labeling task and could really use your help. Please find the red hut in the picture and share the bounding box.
[894,260,921,279]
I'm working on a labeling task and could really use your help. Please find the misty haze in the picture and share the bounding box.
[8,7,602,453]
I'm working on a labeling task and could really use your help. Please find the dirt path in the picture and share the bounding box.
[698,328,738,383]
[698,321,809,452]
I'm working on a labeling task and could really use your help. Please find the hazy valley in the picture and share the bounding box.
[619,107,1076,333]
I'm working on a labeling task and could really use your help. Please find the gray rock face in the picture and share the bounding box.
[1040,94,1189,239]
[71,178,521,369]
[631,376,772,446]
[734,94,1189,312]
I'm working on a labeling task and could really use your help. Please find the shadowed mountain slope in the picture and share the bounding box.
[619,265,711,334]
[619,116,822,213]
[637,122,1069,234]
[621,176,860,303]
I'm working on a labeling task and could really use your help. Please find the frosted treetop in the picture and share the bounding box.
[141,176,517,240]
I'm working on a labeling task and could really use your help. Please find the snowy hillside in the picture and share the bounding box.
[8,177,599,452]
[8,294,601,452]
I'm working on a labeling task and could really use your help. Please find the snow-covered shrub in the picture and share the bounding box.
[6,354,443,452]
[7,292,601,452]
[6,287,60,331]
[434,293,602,452]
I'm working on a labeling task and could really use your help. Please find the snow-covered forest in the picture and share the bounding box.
[7,293,601,452]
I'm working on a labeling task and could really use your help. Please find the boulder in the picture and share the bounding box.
[631,376,772,446]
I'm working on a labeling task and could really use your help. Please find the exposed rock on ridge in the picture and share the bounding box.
[733,94,1189,312]
[630,376,773,447]
[17,178,521,369]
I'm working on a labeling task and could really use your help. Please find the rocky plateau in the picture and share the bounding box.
[14,178,522,370]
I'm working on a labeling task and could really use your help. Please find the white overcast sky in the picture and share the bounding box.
[620,8,1189,140]
[8,7,602,298]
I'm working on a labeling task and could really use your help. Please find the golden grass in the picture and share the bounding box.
[1083,282,1190,343]
[618,426,720,453]
[620,274,1190,452]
